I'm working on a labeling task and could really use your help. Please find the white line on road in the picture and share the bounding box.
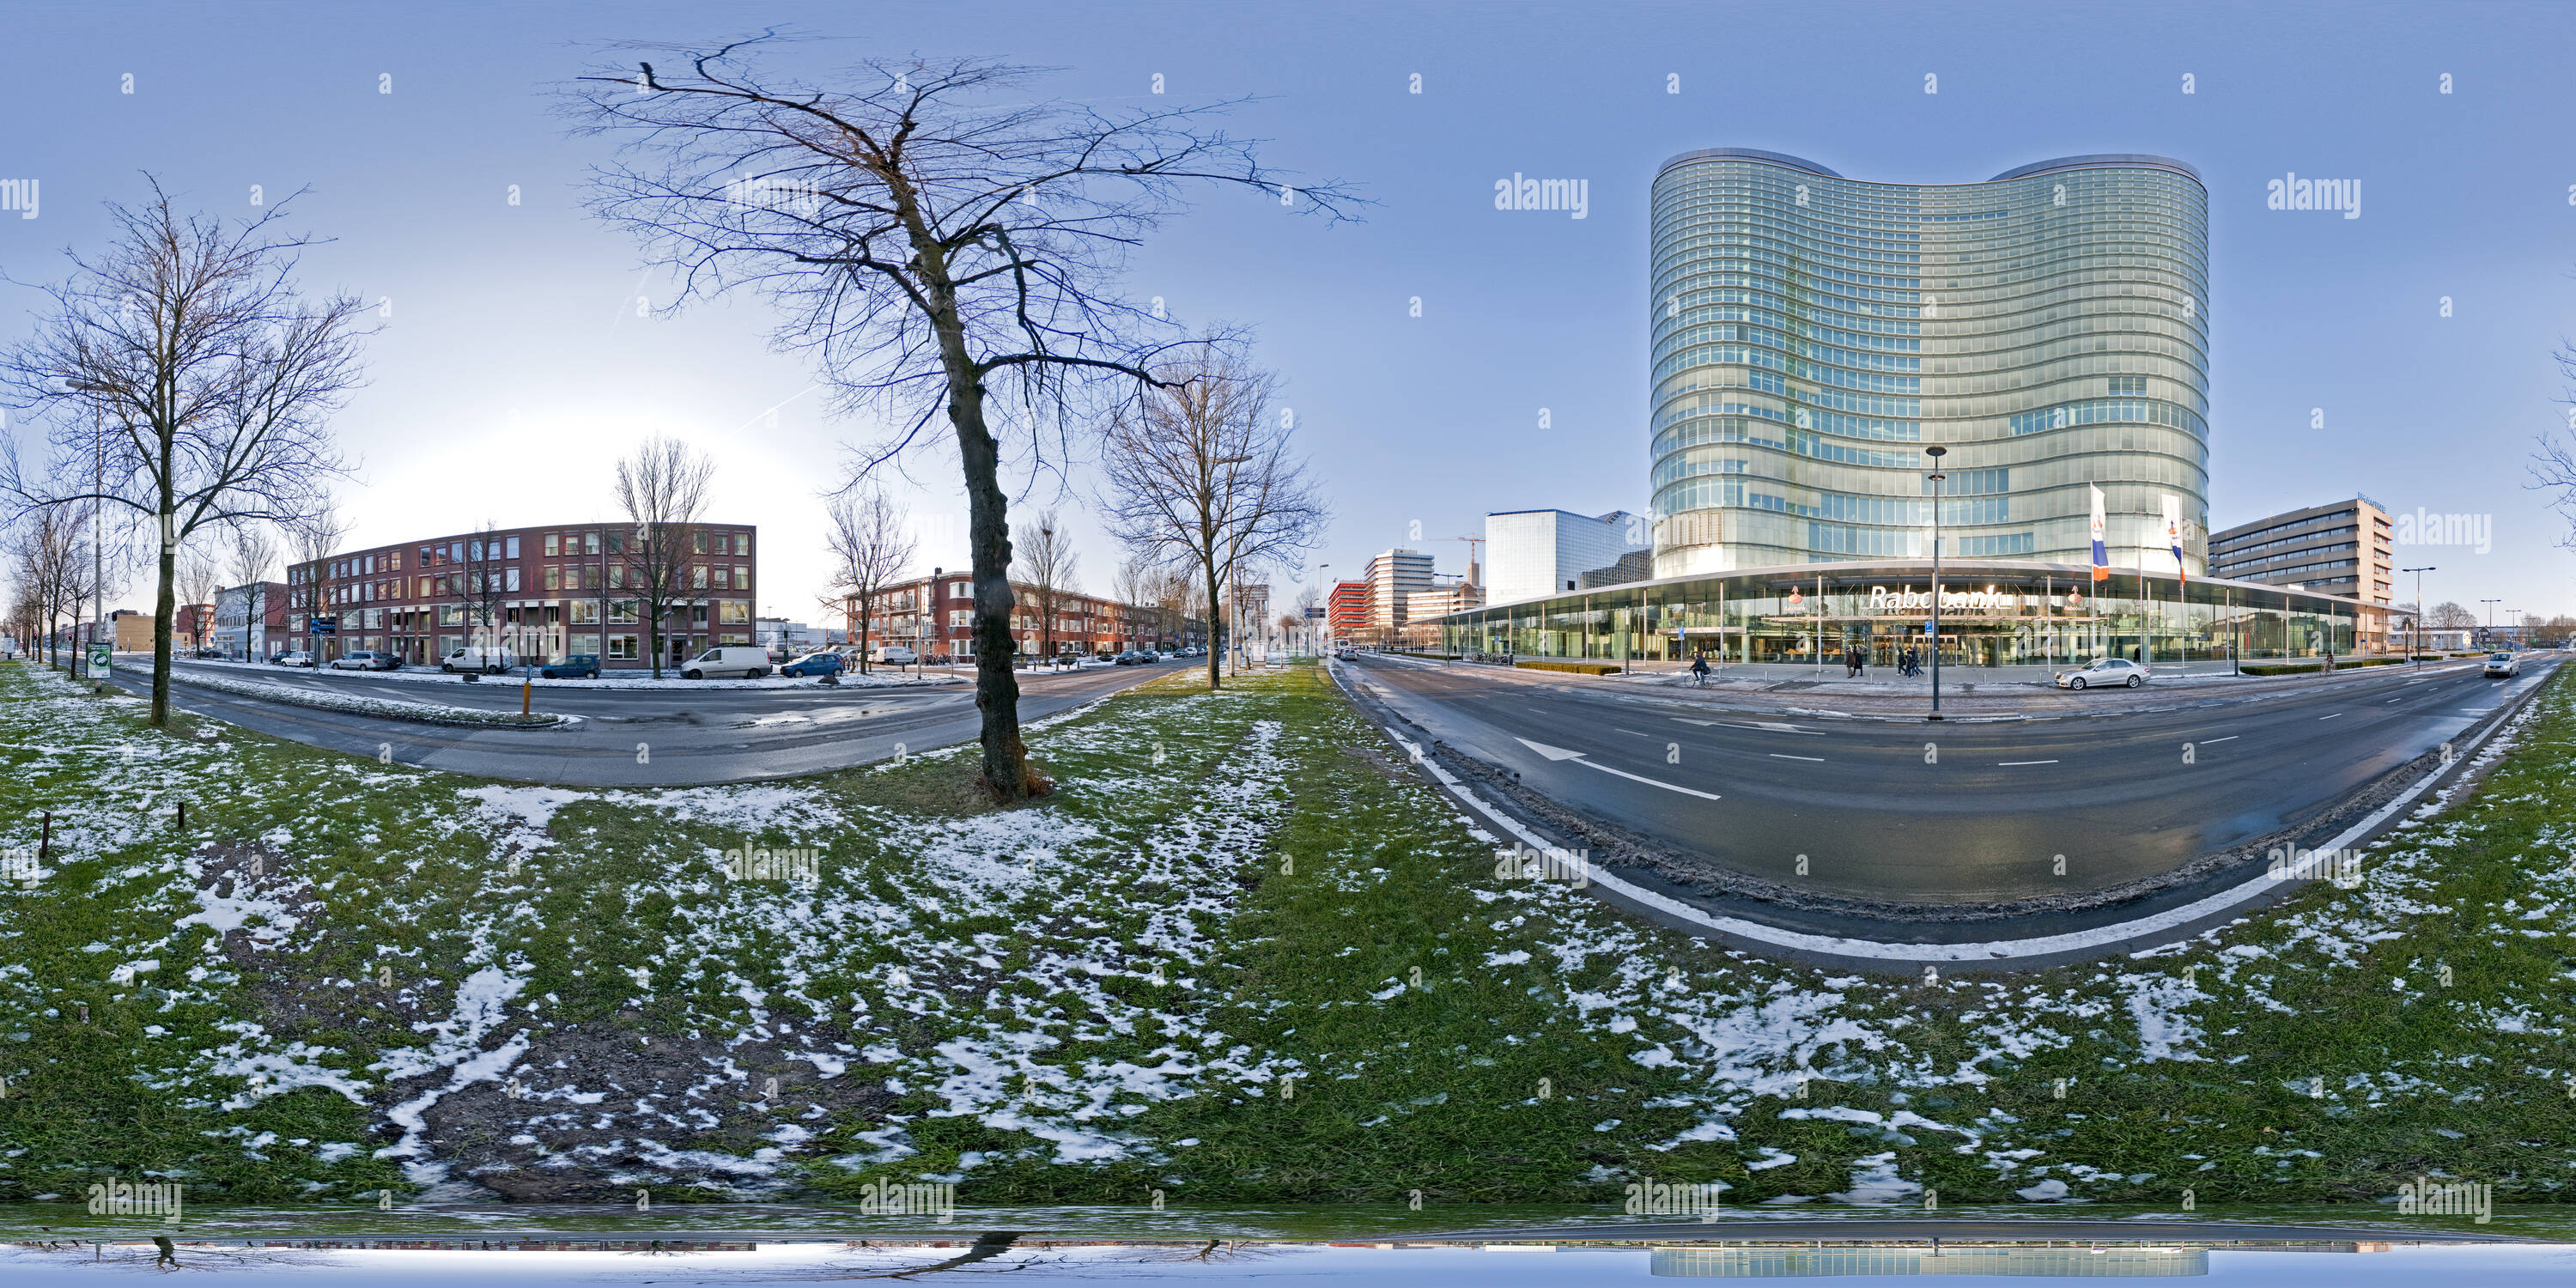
[1769,753,1824,762]
[1997,759,2059,766]
[2199,735,2238,744]
[1515,737,1722,800]
[2318,713,2342,720]
[1676,717,1821,735]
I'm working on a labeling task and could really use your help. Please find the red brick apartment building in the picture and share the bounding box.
[846,568,1160,659]
[1327,580,1370,642]
[285,521,757,670]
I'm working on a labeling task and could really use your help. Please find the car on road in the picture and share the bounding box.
[2483,652,2522,677]
[329,650,400,671]
[191,647,226,659]
[779,651,846,677]
[2055,656,2148,690]
[683,646,771,680]
[872,645,919,666]
[1115,650,1149,665]
[540,653,601,679]
[270,650,317,668]
[440,646,518,675]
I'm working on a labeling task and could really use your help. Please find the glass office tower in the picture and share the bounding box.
[1649,149,2210,579]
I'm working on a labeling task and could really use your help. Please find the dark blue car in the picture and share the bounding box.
[540,653,600,678]
[779,652,846,677]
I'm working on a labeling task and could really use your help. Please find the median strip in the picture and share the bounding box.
[167,669,570,728]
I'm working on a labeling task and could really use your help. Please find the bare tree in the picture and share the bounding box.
[2430,601,2476,630]
[226,520,281,660]
[285,503,349,659]
[0,180,369,723]
[1111,553,1158,654]
[823,488,916,675]
[1098,348,1328,689]
[566,36,1352,797]
[1012,508,1080,662]
[11,507,94,666]
[175,542,219,655]
[612,437,714,677]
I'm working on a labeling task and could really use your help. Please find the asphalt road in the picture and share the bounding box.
[106,659,1165,787]
[1345,653,2555,908]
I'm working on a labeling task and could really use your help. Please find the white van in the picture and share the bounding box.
[873,645,919,666]
[683,646,771,679]
[440,645,517,674]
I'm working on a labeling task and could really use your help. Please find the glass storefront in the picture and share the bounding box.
[1425,560,2357,667]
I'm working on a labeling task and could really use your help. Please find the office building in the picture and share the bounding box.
[2208,497,2395,650]
[284,521,758,670]
[1648,149,2211,579]
[1486,509,1651,604]
[1364,549,1435,629]
[1327,580,1371,641]
[1419,149,2367,669]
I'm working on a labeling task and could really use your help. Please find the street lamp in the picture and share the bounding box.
[1924,445,1947,720]
[64,380,114,683]
[2402,566,2435,668]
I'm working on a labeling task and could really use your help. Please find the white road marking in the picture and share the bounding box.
[1997,760,2059,766]
[2199,735,2239,744]
[1674,717,1821,735]
[2318,713,2342,720]
[1769,753,1824,762]
[1514,737,1722,800]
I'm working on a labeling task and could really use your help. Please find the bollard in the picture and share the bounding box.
[521,679,532,717]
[177,799,185,829]
[39,811,51,866]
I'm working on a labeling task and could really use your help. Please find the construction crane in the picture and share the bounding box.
[1436,535,1485,590]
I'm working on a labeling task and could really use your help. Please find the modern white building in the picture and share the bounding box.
[1485,509,1651,605]
[1364,549,1435,629]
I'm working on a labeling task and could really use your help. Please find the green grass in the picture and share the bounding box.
[0,654,2570,1211]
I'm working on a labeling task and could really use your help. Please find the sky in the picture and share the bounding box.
[3,0,2573,628]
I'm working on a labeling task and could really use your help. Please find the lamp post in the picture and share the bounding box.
[2402,566,2434,667]
[64,380,113,680]
[1924,445,1947,720]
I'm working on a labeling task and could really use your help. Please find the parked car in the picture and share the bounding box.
[2055,656,2149,690]
[2483,652,2521,678]
[329,650,399,671]
[873,645,919,666]
[440,646,517,675]
[779,651,845,677]
[683,646,771,680]
[191,647,225,659]
[1115,650,1148,665]
[270,650,317,668]
[540,653,601,679]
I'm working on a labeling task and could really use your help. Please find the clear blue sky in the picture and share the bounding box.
[3,0,2570,625]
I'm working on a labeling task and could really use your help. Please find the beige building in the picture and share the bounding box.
[2209,497,2395,651]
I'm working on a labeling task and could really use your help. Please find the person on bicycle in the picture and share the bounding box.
[1690,653,1710,686]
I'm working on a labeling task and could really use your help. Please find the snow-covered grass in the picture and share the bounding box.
[1,654,2571,1215]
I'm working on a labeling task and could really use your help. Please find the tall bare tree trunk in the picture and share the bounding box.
[1205,562,1222,690]
[954,379,1029,794]
[153,507,174,725]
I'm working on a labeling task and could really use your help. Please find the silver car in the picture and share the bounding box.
[2055,657,2148,690]
[2483,652,2520,677]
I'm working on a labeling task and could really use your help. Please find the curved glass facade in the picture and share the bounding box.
[1649,149,2211,580]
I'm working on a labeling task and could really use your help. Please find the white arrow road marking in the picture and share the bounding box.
[1674,717,1822,734]
[1515,737,1722,800]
